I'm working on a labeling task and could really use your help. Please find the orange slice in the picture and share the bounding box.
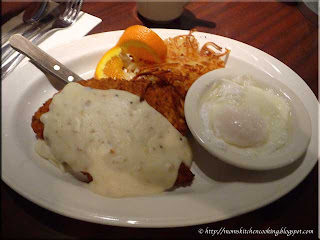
[117,25,167,63]
[94,25,167,80]
[94,46,124,80]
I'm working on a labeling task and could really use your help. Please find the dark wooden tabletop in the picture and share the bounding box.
[2,1,318,239]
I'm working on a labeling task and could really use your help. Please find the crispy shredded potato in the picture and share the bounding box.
[165,29,229,66]
[134,29,230,97]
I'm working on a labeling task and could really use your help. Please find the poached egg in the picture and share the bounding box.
[200,74,291,158]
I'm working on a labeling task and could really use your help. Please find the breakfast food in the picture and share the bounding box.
[200,74,291,157]
[95,25,168,80]
[137,30,229,97]
[32,78,194,197]
[117,25,168,63]
[33,78,188,138]
[32,26,230,197]
[95,26,230,94]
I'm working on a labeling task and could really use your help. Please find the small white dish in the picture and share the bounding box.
[185,68,312,170]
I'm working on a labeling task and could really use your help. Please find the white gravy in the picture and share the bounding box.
[36,83,192,198]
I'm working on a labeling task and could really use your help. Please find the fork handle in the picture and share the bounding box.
[7,34,83,83]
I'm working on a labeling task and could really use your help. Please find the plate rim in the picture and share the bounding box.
[2,29,319,228]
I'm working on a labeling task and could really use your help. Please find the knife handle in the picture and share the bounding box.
[8,34,83,83]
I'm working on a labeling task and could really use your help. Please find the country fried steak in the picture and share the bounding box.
[32,77,194,187]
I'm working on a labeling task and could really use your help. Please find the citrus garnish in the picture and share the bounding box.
[94,25,167,80]
[117,25,167,63]
[94,46,124,80]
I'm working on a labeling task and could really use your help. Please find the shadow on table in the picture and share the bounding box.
[137,9,216,30]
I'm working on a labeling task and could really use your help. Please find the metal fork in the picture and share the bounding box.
[2,0,83,80]
[1,0,49,44]
[2,4,61,63]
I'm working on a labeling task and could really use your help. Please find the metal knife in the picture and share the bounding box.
[9,34,83,84]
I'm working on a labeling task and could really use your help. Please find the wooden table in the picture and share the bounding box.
[2,1,318,239]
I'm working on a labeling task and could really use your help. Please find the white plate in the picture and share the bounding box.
[2,29,319,228]
[185,68,312,170]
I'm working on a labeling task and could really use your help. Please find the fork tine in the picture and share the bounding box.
[61,0,73,19]
[66,0,76,18]
[69,0,83,22]
[76,0,83,17]
[67,1,78,20]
